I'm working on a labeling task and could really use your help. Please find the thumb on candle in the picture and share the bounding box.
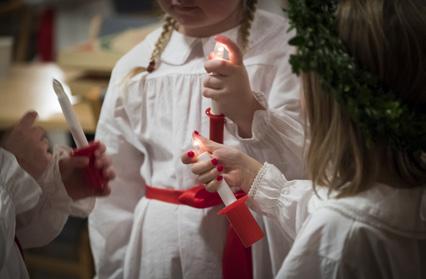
[214,35,243,65]
[181,150,198,164]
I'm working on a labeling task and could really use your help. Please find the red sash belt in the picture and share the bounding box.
[146,185,253,279]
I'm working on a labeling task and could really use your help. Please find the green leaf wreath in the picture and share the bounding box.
[287,0,426,152]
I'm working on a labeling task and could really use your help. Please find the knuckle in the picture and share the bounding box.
[206,183,216,192]
[202,89,211,98]
[191,165,200,174]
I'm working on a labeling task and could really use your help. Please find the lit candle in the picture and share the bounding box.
[192,136,264,247]
[213,42,230,61]
[210,42,231,116]
[192,137,237,206]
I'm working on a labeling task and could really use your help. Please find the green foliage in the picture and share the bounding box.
[287,0,426,152]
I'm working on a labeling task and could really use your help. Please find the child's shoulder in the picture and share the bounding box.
[255,9,290,29]
[320,184,426,238]
[111,27,164,80]
[247,10,294,60]
[252,10,292,42]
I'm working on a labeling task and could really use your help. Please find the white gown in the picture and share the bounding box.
[0,148,94,279]
[250,163,426,278]
[90,10,304,279]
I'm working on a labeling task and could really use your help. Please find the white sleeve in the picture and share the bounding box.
[277,250,342,279]
[276,209,355,279]
[15,146,95,249]
[248,163,314,240]
[227,54,305,181]
[89,67,146,278]
[0,148,41,267]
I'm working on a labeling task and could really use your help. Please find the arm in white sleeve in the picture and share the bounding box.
[278,251,343,279]
[0,148,41,267]
[89,67,146,278]
[248,163,315,240]
[228,53,306,181]
[15,146,95,249]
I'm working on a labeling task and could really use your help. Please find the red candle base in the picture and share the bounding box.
[72,142,106,191]
[218,195,264,247]
[206,108,225,144]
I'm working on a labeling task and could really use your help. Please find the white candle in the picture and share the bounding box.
[193,137,237,206]
[52,79,89,148]
[213,42,230,61]
[210,42,231,115]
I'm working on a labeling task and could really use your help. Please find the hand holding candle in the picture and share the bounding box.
[192,134,237,206]
[182,132,264,246]
[203,35,264,137]
[185,133,262,194]
[52,79,111,192]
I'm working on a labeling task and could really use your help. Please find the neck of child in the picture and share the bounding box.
[177,8,243,37]
[375,151,414,189]
[377,169,406,189]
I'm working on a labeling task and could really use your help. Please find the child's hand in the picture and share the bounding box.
[203,35,264,138]
[59,142,115,200]
[181,133,262,193]
[0,111,52,179]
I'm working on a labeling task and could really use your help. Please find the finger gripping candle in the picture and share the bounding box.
[193,136,263,247]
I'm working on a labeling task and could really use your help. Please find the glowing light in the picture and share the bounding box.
[192,136,209,155]
[213,42,230,61]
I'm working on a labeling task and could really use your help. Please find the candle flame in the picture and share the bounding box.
[213,42,229,61]
[193,137,202,151]
[192,136,208,154]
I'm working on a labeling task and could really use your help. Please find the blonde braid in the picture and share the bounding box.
[239,0,258,54]
[123,15,176,83]
[147,15,177,72]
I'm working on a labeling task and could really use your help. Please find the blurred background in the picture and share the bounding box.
[0,0,287,278]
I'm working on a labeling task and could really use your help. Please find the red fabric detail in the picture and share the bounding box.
[145,185,251,279]
[206,105,253,279]
[37,8,55,61]
[146,104,252,279]
[146,185,246,207]
[145,185,183,205]
[146,184,222,208]
[177,185,223,208]
[206,108,225,144]
[72,142,106,191]
[219,196,264,248]
[223,227,252,279]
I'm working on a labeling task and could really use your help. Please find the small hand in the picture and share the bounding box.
[203,35,264,138]
[1,111,52,179]
[181,133,262,193]
[60,141,115,200]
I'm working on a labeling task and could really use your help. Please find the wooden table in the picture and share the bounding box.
[0,63,97,133]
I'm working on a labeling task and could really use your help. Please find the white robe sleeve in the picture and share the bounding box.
[227,54,305,181]
[0,148,41,268]
[15,146,95,249]
[248,163,355,278]
[89,67,146,278]
[276,209,351,279]
[277,251,343,279]
[248,163,314,240]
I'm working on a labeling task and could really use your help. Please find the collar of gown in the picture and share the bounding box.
[159,26,239,65]
[318,184,426,238]
[159,9,272,65]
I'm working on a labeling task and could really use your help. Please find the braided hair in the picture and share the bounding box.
[127,0,258,78]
